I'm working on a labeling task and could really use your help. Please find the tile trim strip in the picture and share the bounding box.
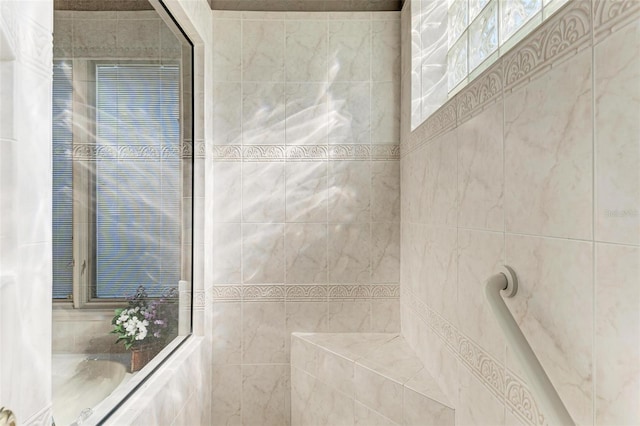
[404,287,546,426]
[402,0,598,158]
[208,144,400,161]
[209,284,400,302]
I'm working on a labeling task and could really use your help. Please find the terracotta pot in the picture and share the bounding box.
[130,343,162,372]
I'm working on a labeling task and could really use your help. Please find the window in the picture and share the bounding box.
[411,0,570,128]
[52,62,189,304]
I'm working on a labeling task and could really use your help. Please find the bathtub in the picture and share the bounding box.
[52,353,131,426]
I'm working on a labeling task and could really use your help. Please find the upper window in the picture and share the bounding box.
[411,0,569,129]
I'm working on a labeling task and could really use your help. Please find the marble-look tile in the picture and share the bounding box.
[242,83,286,145]
[424,225,458,325]
[213,82,242,145]
[242,301,287,363]
[291,367,355,426]
[328,161,371,223]
[457,229,506,361]
[328,19,371,82]
[354,364,403,424]
[457,368,505,426]
[242,223,285,284]
[594,21,640,245]
[402,386,455,426]
[372,19,400,82]
[371,223,400,284]
[212,364,242,425]
[242,162,285,222]
[328,82,371,144]
[291,334,319,375]
[211,223,242,284]
[285,83,328,145]
[242,365,289,426]
[371,299,400,332]
[358,336,423,384]
[301,332,396,361]
[371,161,400,222]
[413,318,459,407]
[213,18,242,81]
[317,349,356,396]
[505,234,593,425]
[213,162,242,223]
[286,302,328,336]
[328,223,371,283]
[285,20,328,82]
[371,81,400,144]
[285,161,327,223]
[504,49,593,240]
[242,20,285,82]
[328,301,372,332]
[595,243,640,426]
[355,401,397,425]
[457,101,504,231]
[285,223,328,284]
[212,302,242,364]
[423,131,457,226]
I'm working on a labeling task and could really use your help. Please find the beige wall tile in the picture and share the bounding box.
[595,243,640,425]
[242,20,285,82]
[505,234,593,425]
[457,101,504,231]
[594,22,640,245]
[242,301,287,363]
[285,20,328,82]
[504,50,593,240]
[242,365,289,425]
[285,223,328,283]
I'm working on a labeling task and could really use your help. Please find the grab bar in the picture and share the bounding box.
[485,266,575,426]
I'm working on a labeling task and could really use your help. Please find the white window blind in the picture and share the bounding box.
[95,64,181,298]
[52,61,74,299]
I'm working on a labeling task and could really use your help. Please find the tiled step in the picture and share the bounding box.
[291,332,455,426]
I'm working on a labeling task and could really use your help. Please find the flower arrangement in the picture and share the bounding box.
[111,285,178,350]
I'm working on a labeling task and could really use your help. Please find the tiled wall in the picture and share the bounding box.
[291,332,455,425]
[400,1,640,425]
[210,10,401,425]
[0,0,53,424]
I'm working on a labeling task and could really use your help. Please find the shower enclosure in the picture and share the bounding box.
[50,1,193,424]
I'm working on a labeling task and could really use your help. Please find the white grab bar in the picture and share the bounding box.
[485,266,575,426]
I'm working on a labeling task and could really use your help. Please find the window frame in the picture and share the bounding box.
[53,59,191,310]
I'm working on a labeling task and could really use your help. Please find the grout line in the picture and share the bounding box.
[590,1,597,423]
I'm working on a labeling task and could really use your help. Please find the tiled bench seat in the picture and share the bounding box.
[291,333,455,426]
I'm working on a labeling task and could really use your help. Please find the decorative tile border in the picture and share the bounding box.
[502,0,591,91]
[402,0,596,158]
[209,144,400,162]
[593,0,640,43]
[1,2,52,75]
[404,287,547,426]
[58,143,194,160]
[209,284,400,302]
[456,63,503,126]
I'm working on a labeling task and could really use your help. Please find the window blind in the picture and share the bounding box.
[95,64,181,298]
[52,61,74,299]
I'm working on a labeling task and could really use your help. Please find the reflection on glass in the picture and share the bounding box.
[447,0,468,48]
[51,2,192,425]
[447,32,468,91]
[500,0,541,44]
[469,0,498,71]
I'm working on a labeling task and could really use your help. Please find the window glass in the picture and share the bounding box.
[95,64,181,298]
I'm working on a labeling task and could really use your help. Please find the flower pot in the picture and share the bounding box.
[130,343,162,372]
